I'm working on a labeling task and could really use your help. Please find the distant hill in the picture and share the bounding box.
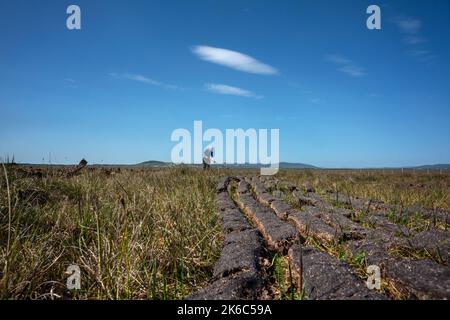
[410,164,450,170]
[226,162,318,169]
[137,160,172,167]
[279,162,318,169]
[136,160,318,169]
[135,161,450,170]
[16,160,450,170]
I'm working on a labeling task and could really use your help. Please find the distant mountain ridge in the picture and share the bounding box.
[410,164,450,170]
[15,161,450,170]
[279,162,318,169]
[136,161,450,170]
[137,161,317,169]
[138,160,172,167]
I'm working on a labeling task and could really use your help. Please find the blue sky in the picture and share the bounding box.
[1,0,449,168]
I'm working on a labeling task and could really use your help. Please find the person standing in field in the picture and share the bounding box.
[203,146,215,170]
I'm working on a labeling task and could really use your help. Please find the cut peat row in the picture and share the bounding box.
[326,191,450,227]
[397,230,450,265]
[292,189,420,241]
[194,176,450,300]
[257,193,277,207]
[188,177,268,300]
[288,244,386,300]
[250,177,414,246]
[270,200,296,219]
[235,181,298,253]
[325,192,369,210]
[187,269,267,300]
[347,240,450,299]
[250,178,388,299]
[292,190,335,210]
[249,177,278,206]
[301,205,368,241]
[360,212,411,237]
[247,176,341,245]
[251,176,450,299]
[287,211,340,245]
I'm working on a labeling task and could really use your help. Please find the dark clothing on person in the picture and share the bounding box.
[203,159,210,170]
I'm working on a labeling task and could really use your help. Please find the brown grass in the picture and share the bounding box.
[1,166,448,299]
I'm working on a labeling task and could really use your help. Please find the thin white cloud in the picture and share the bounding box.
[403,36,427,45]
[192,45,278,75]
[326,55,352,65]
[326,54,366,77]
[309,98,320,104]
[108,73,179,89]
[395,17,422,34]
[407,50,438,63]
[337,65,366,77]
[205,83,263,99]
[395,17,426,45]
[287,81,302,89]
[394,17,436,64]
[63,78,79,88]
[124,74,161,85]
[409,49,431,57]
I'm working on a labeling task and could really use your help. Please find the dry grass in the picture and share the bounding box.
[1,166,449,300]
[0,165,222,299]
[279,169,450,211]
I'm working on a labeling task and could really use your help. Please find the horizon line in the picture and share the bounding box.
[7,161,450,170]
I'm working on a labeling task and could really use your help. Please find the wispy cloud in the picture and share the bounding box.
[326,54,366,77]
[64,78,79,89]
[275,115,299,121]
[309,98,320,104]
[205,83,263,99]
[287,81,302,89]
[192,45,278,75]
[394,17,436,64]
[407,49,438,63]
[395,17,422,34]
[108,73,180,90]
[403,36,427,45]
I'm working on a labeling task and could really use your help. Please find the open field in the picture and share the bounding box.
[1,164,449,299]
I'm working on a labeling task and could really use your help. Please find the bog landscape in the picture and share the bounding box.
[1,162,449,300]
[1,0,450,302]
